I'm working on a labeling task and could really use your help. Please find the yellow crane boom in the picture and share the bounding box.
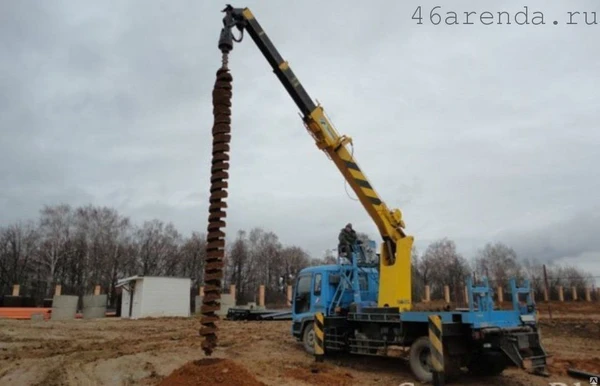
[218,4,414,309]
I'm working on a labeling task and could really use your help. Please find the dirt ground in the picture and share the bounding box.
[0,301,598,386]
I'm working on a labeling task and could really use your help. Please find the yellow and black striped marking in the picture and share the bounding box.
[428,314,444,373]
[343,160,382,206]
[314,312,325,361]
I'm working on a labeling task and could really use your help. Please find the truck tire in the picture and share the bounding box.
[302,322,316,355]
[409,336,433,383]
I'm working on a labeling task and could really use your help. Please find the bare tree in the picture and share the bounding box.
[474,242,522,288]
[279,246,311,281]
[320,248,337,265]
[227,230,249,299]
[520,257,545,296]
[180,231,206,288]
[222,227,313,304]
[0,221,40,294]
[417,247,435,287]
[37,204,74,296]
[421,238,470,299]
[133,220,181,276]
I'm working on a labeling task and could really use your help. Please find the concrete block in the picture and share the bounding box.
[83,307,106,319]
[51,295,78,320]
[221,294,235,306]
[195,296,203,314]
[83,294,108,308]
[215,294,235,316]
[31,313,45,321]
[82,295,107,319]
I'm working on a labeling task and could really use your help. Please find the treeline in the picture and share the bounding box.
[0,204,595,307]
[409,238,596,302]
[0,204,312,306]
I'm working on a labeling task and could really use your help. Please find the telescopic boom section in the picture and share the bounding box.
[218,5,414,309]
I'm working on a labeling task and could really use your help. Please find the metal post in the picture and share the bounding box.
[428,314,445,386]
[558,286,564,301]
[286,285,292,306]
[443,285,450,303]
[314,312,325,362]
[543,264,552,321]
[258,285,265,307]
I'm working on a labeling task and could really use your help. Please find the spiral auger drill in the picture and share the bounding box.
[200,5,243,357]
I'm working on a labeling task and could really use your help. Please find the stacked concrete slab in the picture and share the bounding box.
[51,295,78,320]
[82,294,107,319]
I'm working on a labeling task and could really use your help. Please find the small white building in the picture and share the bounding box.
[116,276,191,319]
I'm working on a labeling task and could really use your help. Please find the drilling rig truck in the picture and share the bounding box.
[215,4,551,383]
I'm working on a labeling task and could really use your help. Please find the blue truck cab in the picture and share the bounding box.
[291,240,380,353]
[291,264,378,352]
[290,241,550,383]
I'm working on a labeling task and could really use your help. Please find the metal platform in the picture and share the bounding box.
[226,307,292,321]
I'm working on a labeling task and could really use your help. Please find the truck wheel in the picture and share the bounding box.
[302,323,316,355]
[409,336,433,383]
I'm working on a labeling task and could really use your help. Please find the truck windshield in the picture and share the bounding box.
[297,275,311,294]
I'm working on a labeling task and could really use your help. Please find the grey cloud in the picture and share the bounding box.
[500,209,600,263]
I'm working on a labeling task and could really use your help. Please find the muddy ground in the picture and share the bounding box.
[0,301,598,385]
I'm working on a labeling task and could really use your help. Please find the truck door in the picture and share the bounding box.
[294,274,312,315]
[312,273,325,314]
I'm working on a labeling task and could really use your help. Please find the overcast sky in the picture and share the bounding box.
[1,1,598,281]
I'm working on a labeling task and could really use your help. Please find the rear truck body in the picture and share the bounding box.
[291,243,551,383]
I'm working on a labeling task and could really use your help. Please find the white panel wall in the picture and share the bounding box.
[120,287,131,318]
[120,280,143,318]
[140,277,191,317]
[132,279,144,319]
